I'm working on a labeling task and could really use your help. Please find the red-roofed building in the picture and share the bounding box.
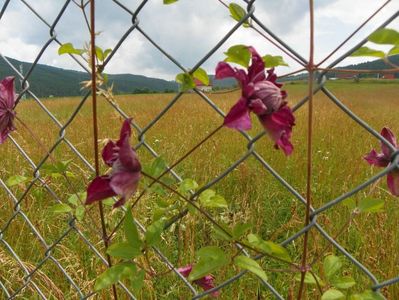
[194,78,212,92]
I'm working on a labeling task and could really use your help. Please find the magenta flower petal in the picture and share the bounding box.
[178,264,219,298]
[118,118,132,141]
[247,47,265,83]
[381,127,397,158]
[85,176,116,205]
[248,98,267,115]
[387,169,399,196]
[102,140,117,167]
[259,106,295,156]
[215,62,248,86]
[0,76,17,144]
[364,149,389,167]
[223,97,252,130]
[110,171,140,200]
[118,135,141,172]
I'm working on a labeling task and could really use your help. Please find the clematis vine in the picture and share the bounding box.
[364,127,399,196]
[85,119,141,208]
[178,265,220,297]
[215,47,295,155]
[0,76,17,144]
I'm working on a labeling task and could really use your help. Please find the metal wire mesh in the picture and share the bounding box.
[0,0,398,299]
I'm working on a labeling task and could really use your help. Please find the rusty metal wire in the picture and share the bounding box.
[0,0,398,299]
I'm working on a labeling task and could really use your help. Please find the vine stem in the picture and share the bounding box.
[89,1,118,299]
[297,0,315,299]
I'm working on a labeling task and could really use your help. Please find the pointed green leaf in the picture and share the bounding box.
[388,45,399,56]
[234,256,267,281]
[262,55,289,68]
[331,276,356,289]
[50,203,73,214]
[178,178,199,195]
[176,73,195,92]
[58,43,85,55]
[188,246,229,281]
[350,47,385,58]
[368,28,399,45]
[193,68,209,86]
[358,290,385,300]
[6,175,28,187]
[224,44,251,68]
[103,49,112,60]
[322,289,345,300]
[199,190,228,209]
[145,218,165,246]
[130,269,145,292]
[95,46,104,62]
[323,255,342,279]
[232,223,252,239]
[164,0,178,4]
[294,272,325,286]
[75,205,85,222]
[94,262,136,291]
[124,209,142,250]
[358,198,384,213]
[107,242,141,259]
[229,3,250,27]
[247,234,291,262]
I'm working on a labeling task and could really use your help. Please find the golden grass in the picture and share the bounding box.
[0,81,398,299]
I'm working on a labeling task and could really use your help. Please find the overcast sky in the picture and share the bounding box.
[0,0,398,80]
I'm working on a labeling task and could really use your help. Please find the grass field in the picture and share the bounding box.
[0,80,398,299]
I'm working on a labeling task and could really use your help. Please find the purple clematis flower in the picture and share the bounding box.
[0,76,17,144]
[85,119,141,208]
[364,127,399,196]
[215,47,295,155]
[178,264,220,297]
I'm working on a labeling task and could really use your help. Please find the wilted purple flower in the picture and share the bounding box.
[0,76,17,144]
[364,127,399,196]
[178,265,220,297]
[85,119,141,208]
[215,47,295,155]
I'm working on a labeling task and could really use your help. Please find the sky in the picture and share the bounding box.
[0,0,398,80]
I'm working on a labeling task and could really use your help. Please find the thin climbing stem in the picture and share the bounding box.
[89,1,117,299]
[297,0,315,299]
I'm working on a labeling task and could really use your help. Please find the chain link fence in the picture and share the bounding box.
[0,0,398,299]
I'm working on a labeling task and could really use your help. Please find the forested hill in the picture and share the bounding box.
[0,57,178,97]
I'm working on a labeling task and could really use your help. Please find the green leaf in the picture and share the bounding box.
[350,47,385,58]
[95,46,104,62]
[247,234,291,262]
[164,0,178,4]
[103,49,112,60]
[178,178,199,195]
[368,28,399,45]
[6,175,28,187]
[75,205,85,222]
[229,3,250,27]
[106,242,141,259]
[358,198,384,213]
[145,219,165,246]
[232,223,252,239]
[193,68,209,86]
[294,272,325,286]
[188,246,229,281]
[199,190,228,208]
[50,203,73,214]
[67,192,86,207]
[262,55,289,68]
[130,269,145,292]
[388,45,399,56]
[234,256,267,281]
[176,73,195,92]
[321,289,345,300]
[358,290,385,300]
[124,209,142,250]
[94,262,136,291]
[150,157,167,177]
[331,276,356,289]
[323,255,342,279]
[58,43,85,55]
[224,45,251,68]
[342,198,356,210]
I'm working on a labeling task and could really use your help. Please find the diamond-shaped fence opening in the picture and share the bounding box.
[1,0,399,299]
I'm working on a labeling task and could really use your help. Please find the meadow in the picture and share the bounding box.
[0,80,398,299]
